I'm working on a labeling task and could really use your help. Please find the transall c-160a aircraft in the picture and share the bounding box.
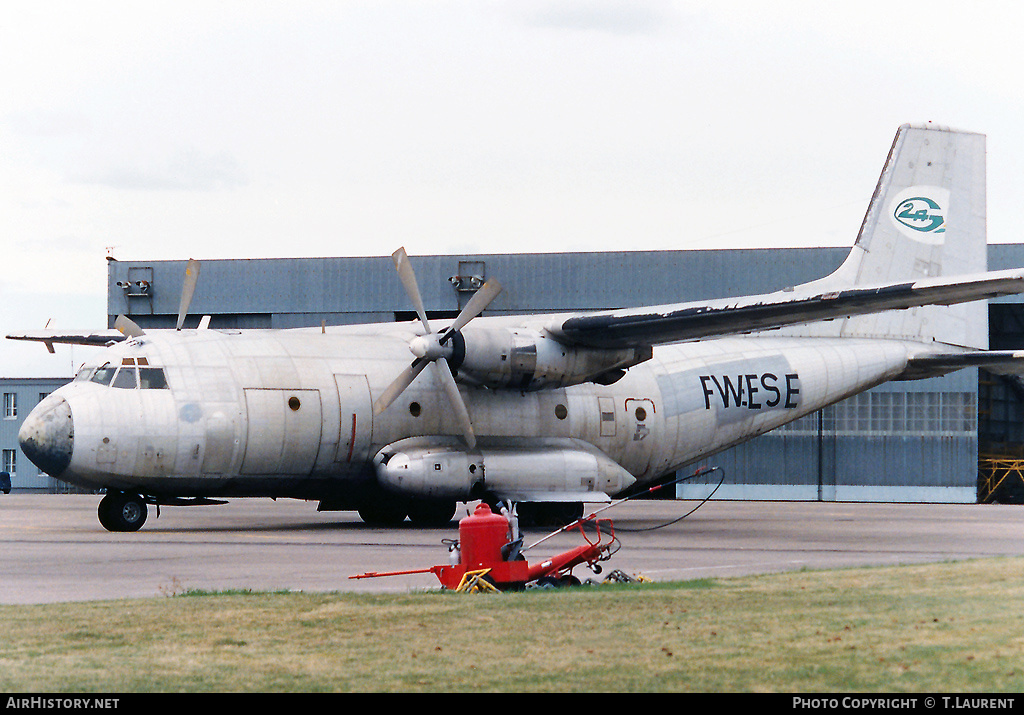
[11,123,1024,532]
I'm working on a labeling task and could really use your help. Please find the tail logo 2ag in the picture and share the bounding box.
[890,186,950,244]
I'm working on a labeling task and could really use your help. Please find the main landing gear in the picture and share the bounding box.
[355,499,585,528]
[357,498,458,527]
[514,501,584,528]
[98,490,148,532]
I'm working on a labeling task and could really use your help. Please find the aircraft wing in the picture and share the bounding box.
[546,269,1024,349]
[5,329,126,353]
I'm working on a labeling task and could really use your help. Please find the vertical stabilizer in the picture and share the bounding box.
[798,123,987,348]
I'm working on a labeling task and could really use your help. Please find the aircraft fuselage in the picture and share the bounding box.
[20,319,919,505]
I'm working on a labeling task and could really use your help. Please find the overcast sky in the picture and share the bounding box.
[2,1,1023,377]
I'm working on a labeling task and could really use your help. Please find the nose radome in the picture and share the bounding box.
[19,395,74,477]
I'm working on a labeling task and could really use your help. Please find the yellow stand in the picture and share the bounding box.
[455,569,499,593]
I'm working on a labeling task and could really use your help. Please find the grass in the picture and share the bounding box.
[2,558,1024,692]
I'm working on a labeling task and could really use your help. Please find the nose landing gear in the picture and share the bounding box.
[98,490,148,532]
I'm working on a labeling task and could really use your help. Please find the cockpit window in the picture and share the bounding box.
[138,368,168,389]
[90,367,116,386]
[87,361,168,389]
[112,367,138,389]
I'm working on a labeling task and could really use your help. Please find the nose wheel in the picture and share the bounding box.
[98,491,149,532]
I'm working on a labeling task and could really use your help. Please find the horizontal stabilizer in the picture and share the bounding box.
[904,350,1024,379]
[550,269,1024,349]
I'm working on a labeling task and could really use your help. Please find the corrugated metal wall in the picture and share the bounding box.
[107,247,849,326]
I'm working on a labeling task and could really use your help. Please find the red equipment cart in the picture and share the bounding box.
[350,502,618,592]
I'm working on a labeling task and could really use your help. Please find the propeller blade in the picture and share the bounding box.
[377,246,485,452]
[392,247,432,333]
[176,258,201,330]
[114,314,145,338]
[373,358,429,415]
[445,279,502,336]
[433,359,477,450]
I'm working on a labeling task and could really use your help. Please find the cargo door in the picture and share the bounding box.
[241,388,322,475]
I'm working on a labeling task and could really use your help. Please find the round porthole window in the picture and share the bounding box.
[288,396,301,411]
[555,404,568,420]
[635,407,647,421]
[409,401,422,417]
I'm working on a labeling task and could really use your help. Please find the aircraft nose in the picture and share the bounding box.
[19,395,74,477]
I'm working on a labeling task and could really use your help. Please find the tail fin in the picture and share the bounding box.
[802,123,987,348]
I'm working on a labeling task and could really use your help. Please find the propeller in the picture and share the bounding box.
[373,247,502,450]
[113,258,201,337]
[176,258,201,330]
[114,314,145,338]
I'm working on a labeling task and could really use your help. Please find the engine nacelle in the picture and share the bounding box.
[373,436,637,501]
[453,327,650,390]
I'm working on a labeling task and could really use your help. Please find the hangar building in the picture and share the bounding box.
[81,244,1024,504]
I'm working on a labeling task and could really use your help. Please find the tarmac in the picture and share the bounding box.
[2,494,1023,604]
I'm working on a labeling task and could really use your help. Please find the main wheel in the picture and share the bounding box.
[406,499,457,527]
[357,500,408,526]
[517,502,584,528]
[98,491,148,532]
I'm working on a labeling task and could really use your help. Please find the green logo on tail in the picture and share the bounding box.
[889,187,949,245]
[894,197,946,234]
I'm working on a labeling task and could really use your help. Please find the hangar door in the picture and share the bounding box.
[241,388,323,475]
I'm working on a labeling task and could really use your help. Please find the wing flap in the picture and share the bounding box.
[549,269,1024,349]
